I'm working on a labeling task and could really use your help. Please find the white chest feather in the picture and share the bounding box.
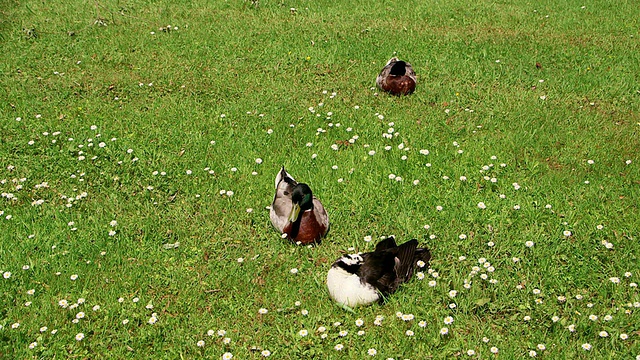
[326,267,380,307]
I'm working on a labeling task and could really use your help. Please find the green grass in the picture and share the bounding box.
[1,0,639,358]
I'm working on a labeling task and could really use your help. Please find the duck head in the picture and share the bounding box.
[389,61,407,76]
[288,183,314,223]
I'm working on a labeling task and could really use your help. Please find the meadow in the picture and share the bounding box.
[1,0,639,358]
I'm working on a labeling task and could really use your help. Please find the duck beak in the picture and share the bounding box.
[288,203,301,223]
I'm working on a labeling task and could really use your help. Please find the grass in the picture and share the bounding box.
[1,0,639,358]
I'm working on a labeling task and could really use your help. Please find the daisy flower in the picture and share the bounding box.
[402,314,414,321]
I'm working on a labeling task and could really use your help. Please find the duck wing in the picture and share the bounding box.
[374,236,398,251]
[311,196,330,235]
[358,251,398,295]
[376,57,398,90]
[392,239,419,284]
[270,167,298,232]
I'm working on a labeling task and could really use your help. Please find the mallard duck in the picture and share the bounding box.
[269,166,329,245]
[376,57,417,96]
[326,237,431,307]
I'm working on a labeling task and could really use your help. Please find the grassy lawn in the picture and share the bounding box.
[1,0,639,358]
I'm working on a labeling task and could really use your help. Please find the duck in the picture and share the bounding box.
[326,237,431,308]
[376,57,417,96]
[269,166,329,245]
